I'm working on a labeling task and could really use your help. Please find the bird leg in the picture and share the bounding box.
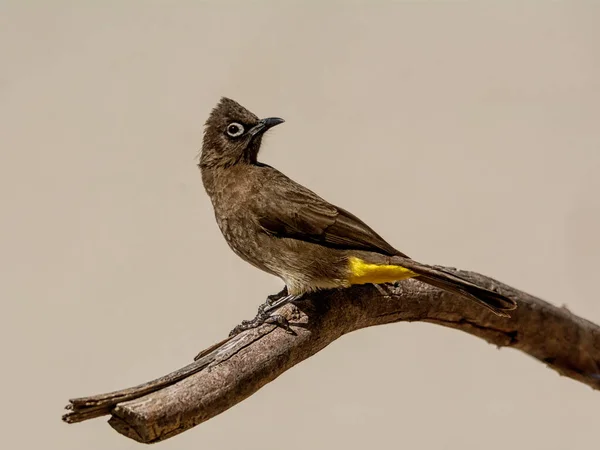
[372,283,393,298]
[265,286,289,307]
[229,289,302,337]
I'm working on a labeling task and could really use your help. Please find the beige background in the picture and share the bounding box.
[1,2,599,449]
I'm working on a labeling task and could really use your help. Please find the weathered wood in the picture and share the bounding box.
[63,269,600,443]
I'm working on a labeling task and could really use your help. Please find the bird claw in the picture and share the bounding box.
[228,309,269,336]
[266,314,294,333]
[228,310,292,337]
[228,288,295,337]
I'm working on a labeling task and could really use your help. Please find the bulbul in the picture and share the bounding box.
[199,98,517,335]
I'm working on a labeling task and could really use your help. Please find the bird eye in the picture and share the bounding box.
[226,122,245,137]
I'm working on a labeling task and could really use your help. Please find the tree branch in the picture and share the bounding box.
[63,269,600,443]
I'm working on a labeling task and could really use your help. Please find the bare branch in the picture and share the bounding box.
[63,270,600,443]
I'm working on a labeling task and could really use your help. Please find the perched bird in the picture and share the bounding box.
[199,97,517,336]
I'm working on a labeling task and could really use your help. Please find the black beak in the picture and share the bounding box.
[249,117,285,137]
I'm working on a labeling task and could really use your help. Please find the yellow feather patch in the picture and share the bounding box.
[348,256,418,285]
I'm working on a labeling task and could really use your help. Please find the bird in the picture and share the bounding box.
[198,97,517,336]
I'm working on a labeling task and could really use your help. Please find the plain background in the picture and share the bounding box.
[1,2,599,449]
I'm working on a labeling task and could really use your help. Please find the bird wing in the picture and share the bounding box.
[255,169,406,257]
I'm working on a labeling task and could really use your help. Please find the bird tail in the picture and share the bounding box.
[390,256,517,317]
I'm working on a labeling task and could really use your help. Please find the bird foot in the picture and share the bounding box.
[228,309,291,337]
[228,288,299,337]
[372,283,394,298]
[265,286,289,307]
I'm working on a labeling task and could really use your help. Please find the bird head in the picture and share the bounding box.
[200,97,284,168]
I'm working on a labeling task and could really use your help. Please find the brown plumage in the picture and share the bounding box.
[199,97,517,319]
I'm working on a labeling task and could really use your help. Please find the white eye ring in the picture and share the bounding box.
[226,122,245,137]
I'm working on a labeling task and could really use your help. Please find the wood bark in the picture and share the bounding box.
[63,269,600,444]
